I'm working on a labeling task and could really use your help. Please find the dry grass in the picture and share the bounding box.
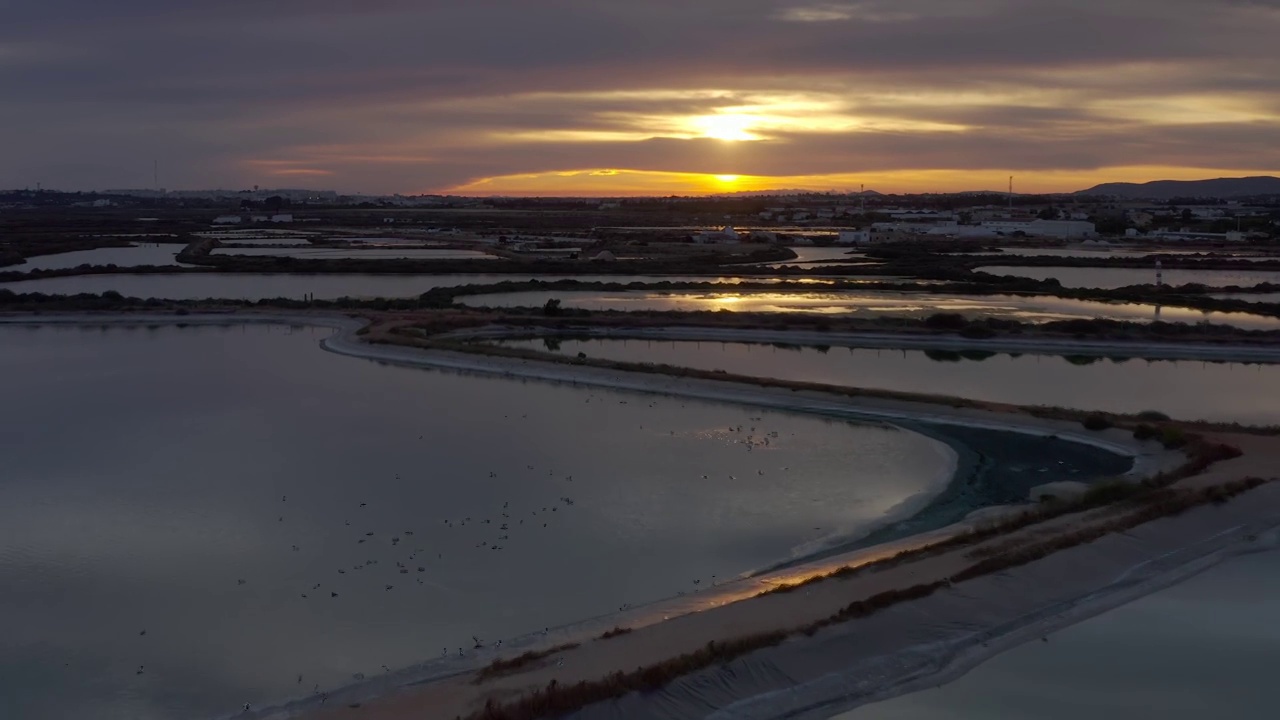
[953,477,1269,582]
[462,472,1272,720]
[467,633,789,720]
[473,644,580,684]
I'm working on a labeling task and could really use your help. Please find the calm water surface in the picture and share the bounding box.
[18,245,192,272]
[970,247,1273,261]
[209,248,497,260]
[976,265,1280,289]
[0,274,853,301]
[195,233,314,246]
[498,339,1280,424]
[0,324,950,719]
[761,247,871,269]
[459,290,1280,330]
[833,548,1280,720]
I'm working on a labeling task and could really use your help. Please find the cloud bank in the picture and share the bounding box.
[2,0,1278,194]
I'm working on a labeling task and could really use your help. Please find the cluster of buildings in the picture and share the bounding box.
[834,217,1098,244]
[212,213,295,224]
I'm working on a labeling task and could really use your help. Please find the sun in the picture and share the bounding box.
[693,113,760,141]
[715,174,741,183]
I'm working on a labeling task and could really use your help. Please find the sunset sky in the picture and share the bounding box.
[3,0,1280,196]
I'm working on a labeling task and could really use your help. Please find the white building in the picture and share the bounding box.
[1152,230,1248,242]
[872,221,960,234]
[927,225,999,239]
[212,215,243,225]
[693,226,741,244]
[270,213,294,223]
[887,211,957,222]
[1031,219,1097,238]
[980,219,1095,239]
[836,230,870,244]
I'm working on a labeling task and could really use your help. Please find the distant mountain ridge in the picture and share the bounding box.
[1076,176,1280,200]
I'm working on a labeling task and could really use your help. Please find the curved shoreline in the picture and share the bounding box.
[2,312,1203,720]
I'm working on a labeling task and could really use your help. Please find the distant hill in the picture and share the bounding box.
[1076,176,1280,200]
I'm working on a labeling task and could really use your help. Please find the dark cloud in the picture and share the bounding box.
[1,0,1278,192]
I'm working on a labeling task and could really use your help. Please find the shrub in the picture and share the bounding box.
[1079,480,1142,507]
[474,643,580,683]
[1159,425,1189,449]
[598,627,633,640]
[1082,414,1113,431]
[1136,410,1172,422]
[924,312,968,330]
[1133,423,1157,440]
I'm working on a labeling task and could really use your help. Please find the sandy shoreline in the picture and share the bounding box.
[8,312,1273,720]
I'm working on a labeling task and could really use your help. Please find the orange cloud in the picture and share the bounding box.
[448,165,1280,196]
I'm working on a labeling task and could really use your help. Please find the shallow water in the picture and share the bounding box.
[497,339,1280,425]
[0,324,951,720]
[17,245,191,272]
[832,548,1280,720]
[0,274,853,301]
[194,233,314,246]
[209,248,497,260]
[760,247,871,269]
[458,289,1280,330]
[971,246,1273,261]
[976,265,1280,289]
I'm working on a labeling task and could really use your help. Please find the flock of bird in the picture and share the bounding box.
[125,392,799,715]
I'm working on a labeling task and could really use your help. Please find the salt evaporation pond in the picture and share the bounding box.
[971,246,1274,261]
[760,247,873,269]
[0,273,858,301]
[833,547,1280,720]
[0,323,952,719]
[194,231,317,246]
[209,247,498,260]
[499,339,1280,425]
[458,289,1280,330]
[976,265,1280,289]
[17,244,192,272]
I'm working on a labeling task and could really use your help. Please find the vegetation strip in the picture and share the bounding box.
[461,476,1271,720]
[393,328,1280,436]
[474,644,581,684]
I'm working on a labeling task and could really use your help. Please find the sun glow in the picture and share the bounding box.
[693,113,761,141]
[446,165,1280,197]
